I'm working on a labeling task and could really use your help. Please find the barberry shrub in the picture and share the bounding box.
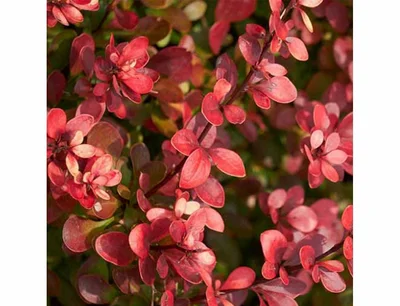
[47,0,353,305]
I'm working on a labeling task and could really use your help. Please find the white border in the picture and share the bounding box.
[0,2,46,304]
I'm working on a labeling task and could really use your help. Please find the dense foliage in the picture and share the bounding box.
[47,0,353,305]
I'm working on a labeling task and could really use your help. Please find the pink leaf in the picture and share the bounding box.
[48,162,66,187]
[299,245,315,270]
[95,232,135,266]
[310,130,324,149]
[171,129,200,156]
[194,176,225,208]
[114,7,139,30]
[299,9,313,33]
[47,108,66,139]
[324,150,348,165]
[287,206,318,233]
[260,230,288,263]
[208,148,246,177]
[269,0,283,12]
[341,205,353,231]
[285,37,309,61]
[321,160,340,182]
[77,274,115,304]
[246,24,266,38]
[62,215,112,253]
[209,20,230,55]
[265,77,297,103]
[161,290,174,306]
[216,53,238,92]
[179,148,211,189]
[319,268,346,293]
[238,34,261,65]
[139,257,156,285]
[268,189,287,209]
[220,267,256,290]
[70,33,95,76]
[223,105,246,124]
[128,223,151,259]
[204,207,225,232]
[313,104,330,130]
[299,0,323,8]
[202,93,224,126]
[324,132,340,153]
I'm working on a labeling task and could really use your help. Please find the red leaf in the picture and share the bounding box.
[206,286,218,306]
[130,143,151,173]
[179,148,211,189]
[216,53,238,92]
[202,93,224,126]
[325,1,350,34]
[260,230,288,263]
[287,206,318,233]
[171,129,199,156]
[220,267,256,290]
[324,132,340,152]
[62,215,112,253]
[238,34,261,65]
[310,130,324,149]
[254,277,306,298]
[209,20,230,55]
[319,268,346,293]
[279,266,289,285]
[139,257,156,285]
[265,77,297,103]
[194,176,225,208]
[76,97,106,123]
[87,122,124,158]
[261,260,278,279]
[269,0,283,12]
[128,223,151,259]
[161,290,174,306]
[251,86,271,109]
[136,189,152,212]
[204,207,225,232]
[157,254,169,279]
[299,9,313,33]
[148,47,192,83]
[186,113,217,149]
[246,24,266,38]
[313,104,330,130]
[121,74,154,94]
[48,162,66,187]
[77,274,115,304]
[321,160,340,182]
[325,150,348,165]
[114,7,139,30]
[47,71,66,105]
[95,232,135,266]
[268,189,287,209]
[299,245,315,270]
[343,236,353,260]
[341,205,353,231]
[47,108,66,139]
[285,37,309,61]
[208,148,246,177]
[112,266,141,294]
[70,33,95,76]
[223,105,246,124]
[215,0,257,22]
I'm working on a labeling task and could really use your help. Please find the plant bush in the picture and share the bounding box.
[47,0,353,305]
